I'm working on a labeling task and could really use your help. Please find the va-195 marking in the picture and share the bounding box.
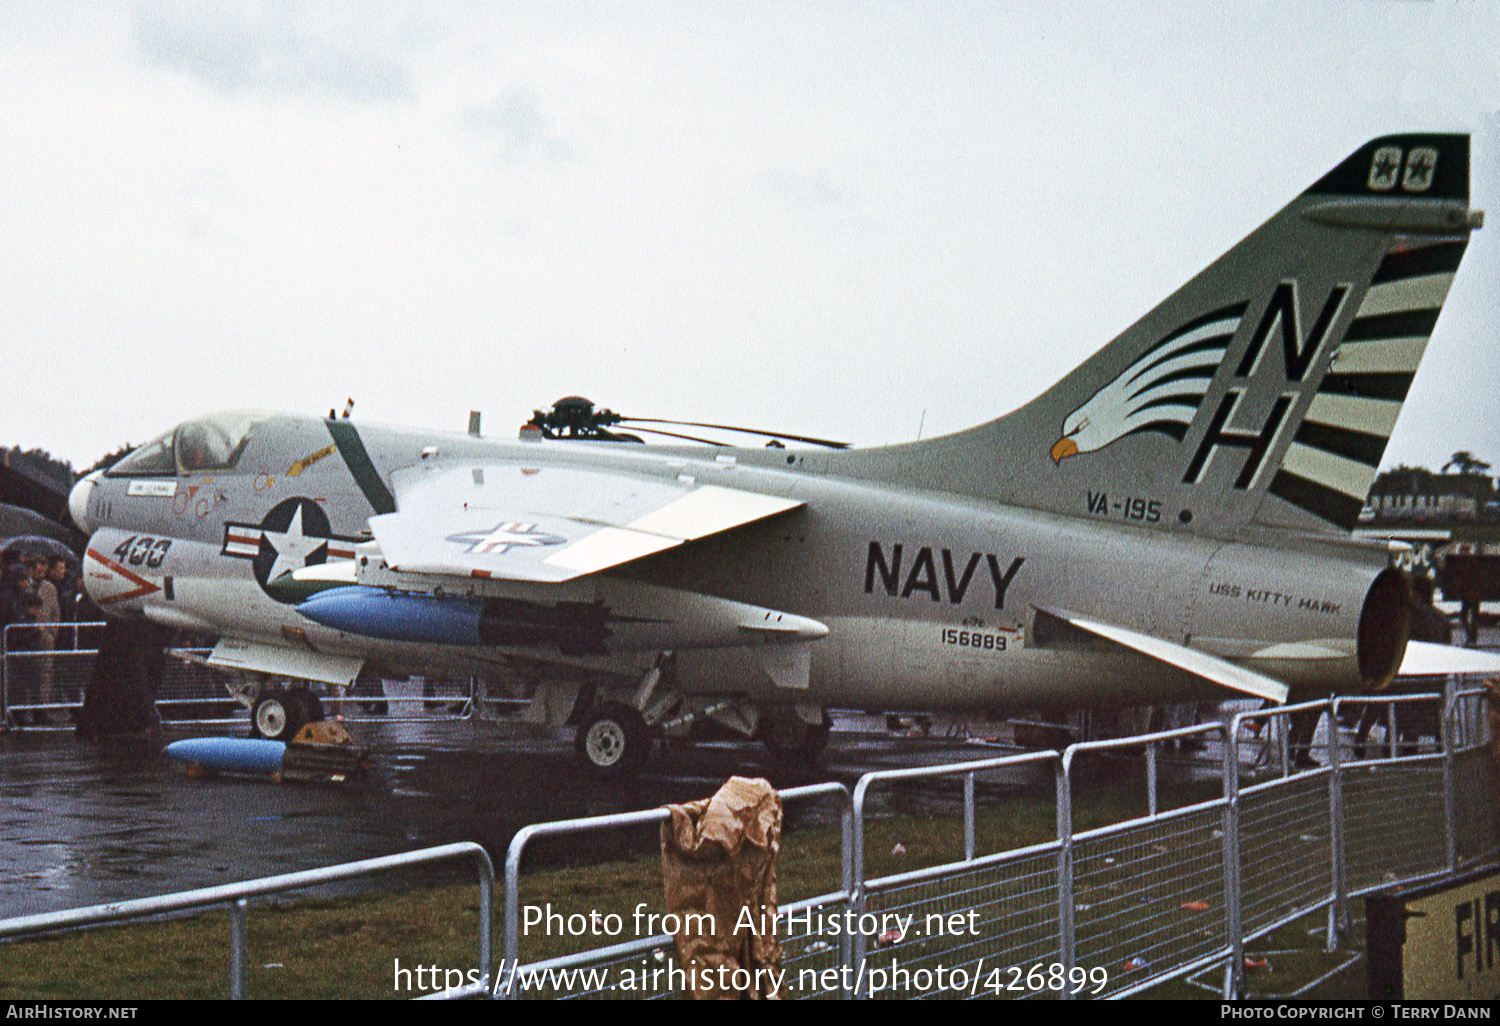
[1084,491,1163,523]
[68,133,1499,775]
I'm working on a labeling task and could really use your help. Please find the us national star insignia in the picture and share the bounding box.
[446,521,566,556]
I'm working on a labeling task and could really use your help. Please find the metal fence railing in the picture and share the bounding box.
[0,842,495,1000]
[1062,722,1237,999]
[851,750,1065,999]
[1,622,477,729]
[488,689,1494,1000]
[2,686,1495,1000]
[499,781,853,1000]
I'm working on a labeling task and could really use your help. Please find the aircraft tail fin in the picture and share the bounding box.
[835,134,1480,537]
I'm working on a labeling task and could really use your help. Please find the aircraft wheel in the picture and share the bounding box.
[575,703,650,778]
[292,689,325,724]
[250,689,307,742]
[759,710,831,761]
[279,690,324,740]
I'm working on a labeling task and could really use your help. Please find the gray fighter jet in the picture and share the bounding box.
[69,134,1487,775]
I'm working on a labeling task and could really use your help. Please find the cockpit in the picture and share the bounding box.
[106,411,271,476]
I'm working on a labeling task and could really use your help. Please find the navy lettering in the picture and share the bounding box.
[942,550,982,605]
[902,547,941,601]
[986,555,1025,610]
[865,541,902,596]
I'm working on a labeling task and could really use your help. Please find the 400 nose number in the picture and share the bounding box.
[111,535,172,569]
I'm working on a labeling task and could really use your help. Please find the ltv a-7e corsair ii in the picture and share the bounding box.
[71,134,1486,775]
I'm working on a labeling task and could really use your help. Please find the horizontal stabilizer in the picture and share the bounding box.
[1397,641,1500,678]
[1039,607,1290,703]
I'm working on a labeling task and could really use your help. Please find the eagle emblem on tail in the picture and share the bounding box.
[1050,303,1247,464]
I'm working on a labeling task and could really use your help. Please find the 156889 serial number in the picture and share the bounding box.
[940,628,1010,652]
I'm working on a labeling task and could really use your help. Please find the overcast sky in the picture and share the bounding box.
[3,2,1497,475]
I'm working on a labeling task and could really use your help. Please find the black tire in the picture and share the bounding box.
[279,690,325,740]
[574,703,651,778]
[293,689,325,725]
[759,709,831,762]
[250,689,307,741]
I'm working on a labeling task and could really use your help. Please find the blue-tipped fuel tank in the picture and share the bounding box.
[166,734,368,782]
[293,582,827,657]
[295,586,488,646]
[295,585,612,653]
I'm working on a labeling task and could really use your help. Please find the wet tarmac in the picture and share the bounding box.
[0,712,1057,920]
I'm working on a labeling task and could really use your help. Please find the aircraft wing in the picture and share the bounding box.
[1038,607,1290,703]
[369,462,801,583]
[1397,641,1500,678]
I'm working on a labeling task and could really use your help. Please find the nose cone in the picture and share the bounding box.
[68,472,99,534]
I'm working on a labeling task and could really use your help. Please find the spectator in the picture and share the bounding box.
[49,558,76,630]
[29,558,61,724]
[30,558,60,649]
[3,566,42,724]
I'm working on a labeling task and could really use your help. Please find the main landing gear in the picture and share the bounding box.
[566,655,833,779]
[249,687,325,742]
[574,702,652,779]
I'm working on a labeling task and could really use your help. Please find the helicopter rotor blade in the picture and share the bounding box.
[624,425,734,447]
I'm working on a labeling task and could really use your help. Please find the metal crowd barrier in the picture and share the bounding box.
[851,749,1068,999]
[492,689,1496,1000]
[0,842,495,1000]
[1,688,1494,1000]
[1062,721,1238,999]
[1,622,478,728]
[499,780,853,1000]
